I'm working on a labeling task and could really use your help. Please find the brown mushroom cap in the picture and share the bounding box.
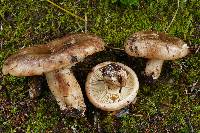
[2,33,105,76]
[125,31,189,60]
[85,61,139,111]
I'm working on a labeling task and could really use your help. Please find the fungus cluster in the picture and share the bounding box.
[2,30,189,116]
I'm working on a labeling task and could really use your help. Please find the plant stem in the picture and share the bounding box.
[46,0,85,22]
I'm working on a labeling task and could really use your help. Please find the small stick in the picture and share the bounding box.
[85,13,88,33]
[188,45,200,54]
[46,0,85,22]
[0,41,2,50]
[186,116,194,133]
[84,0,89,33]
[105,45,125,51]
[90,80,104,85]
[0,22,2,49]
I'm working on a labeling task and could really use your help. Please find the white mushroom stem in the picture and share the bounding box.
[45,67,86,116]
[145,59,164,79]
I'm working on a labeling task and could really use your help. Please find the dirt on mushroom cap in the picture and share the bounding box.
[2,33,105,76]
[100,63,128,88]
[85,61,139,111]
[125,31,189,60]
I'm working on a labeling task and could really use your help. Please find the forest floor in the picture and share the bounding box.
[0,0,199,132]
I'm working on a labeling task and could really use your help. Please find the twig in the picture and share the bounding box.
[105,45,125,51]
[0,41,2,50]
[195,46,200,53]
[46,0,85,22]
[84,0,89,33]
[186,116,194,133]
[188,45,200,54]
[165,0,180,32]
[0,22,3,50]
[84,14,88,32]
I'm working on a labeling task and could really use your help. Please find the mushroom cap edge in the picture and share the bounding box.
[85,61,139,111]
[2,33,105,76]
[124,30,189,60]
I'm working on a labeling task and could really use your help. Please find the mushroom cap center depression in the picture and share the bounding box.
[86,62,139,111]
[100,63,128,88]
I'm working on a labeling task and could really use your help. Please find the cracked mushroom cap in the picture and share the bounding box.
[85,61,139,111]
[124,31,189,60]
[2,33,105,76]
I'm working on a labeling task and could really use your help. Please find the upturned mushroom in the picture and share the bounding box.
[2,33,105,116]
[85,61,139,111]
[124,31,189,79]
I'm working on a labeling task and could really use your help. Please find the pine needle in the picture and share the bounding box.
[85,13,88,33]
[165,0,180,32]
[46,0,85,22]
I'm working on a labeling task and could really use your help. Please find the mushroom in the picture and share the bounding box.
[2,33,105,116]
[124,31,189,79]
[85,61,139,111]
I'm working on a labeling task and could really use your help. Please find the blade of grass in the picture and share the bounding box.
[46,0,85,22]
[165,0,180,32]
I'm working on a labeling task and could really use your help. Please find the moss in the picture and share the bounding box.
[0,0,199,132]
